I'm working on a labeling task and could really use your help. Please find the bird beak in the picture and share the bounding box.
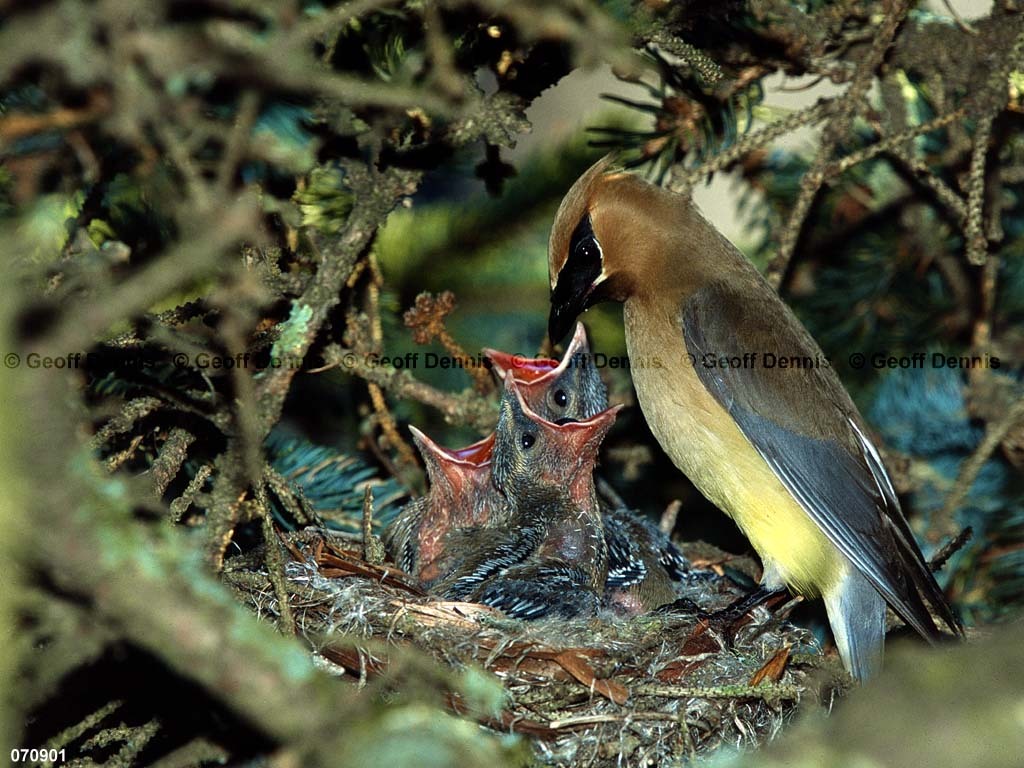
[563,321,590,360]
[548,289,586,344]
[408,425,490,497]
[549,275,603,343]
[482,348,558,382]
[502,370,530,410]
[556,403,622,505]
[409,426,492,467]
[484,322,589,385]
[449,432,495,463]
[555,404,623,461]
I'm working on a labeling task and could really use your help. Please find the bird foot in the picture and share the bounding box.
[707,586,788,625]
[654,586,788,641]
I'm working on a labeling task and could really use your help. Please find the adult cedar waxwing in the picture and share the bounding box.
[485,325,692,614]
[546,157,963,679]
[437,375,621,618]
[382,431,502,586]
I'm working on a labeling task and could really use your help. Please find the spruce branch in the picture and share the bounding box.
[767,0,914,289]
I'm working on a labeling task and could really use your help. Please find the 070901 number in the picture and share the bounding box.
[11,748,65,764]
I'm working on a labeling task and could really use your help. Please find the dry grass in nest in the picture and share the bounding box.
[224,529,849,766]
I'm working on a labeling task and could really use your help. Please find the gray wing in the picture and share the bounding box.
[682,280,961,639]
[433,526,542,600]
[475,562,601,619]
[603,510,648,588]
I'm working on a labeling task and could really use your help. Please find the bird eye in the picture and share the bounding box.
[520,433,536,450]
[553,389,568,408]
[576,237,598,262]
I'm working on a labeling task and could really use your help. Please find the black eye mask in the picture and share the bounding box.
[550,214,603,323]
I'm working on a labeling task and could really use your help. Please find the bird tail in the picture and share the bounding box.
[824,567,886,681]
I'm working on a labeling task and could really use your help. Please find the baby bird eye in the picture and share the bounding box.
[553,389,569,408]
[520,432,536,450]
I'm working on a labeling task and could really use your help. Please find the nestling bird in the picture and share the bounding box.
[382,430,503,587]
[484,321,609,422]
[546,157,963,678]
[485,324,692,613]
[436,374,621,618]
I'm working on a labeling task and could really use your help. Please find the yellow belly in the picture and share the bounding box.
[623,300,841,597]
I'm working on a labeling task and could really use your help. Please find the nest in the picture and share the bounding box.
[225,528,847,766]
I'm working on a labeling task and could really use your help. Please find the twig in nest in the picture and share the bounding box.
[596,475,628,510]
[254,501,296,634]
[44,700,124,753]
[631,681,800,706]
[929,527,973,573]
[546,712,679,730]
[314,542,426,596]
[660,499,682,536]
[256,483,297,635]
[82,719,160,764]
[404,291,493,393]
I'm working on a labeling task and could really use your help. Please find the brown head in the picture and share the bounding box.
[483,322,608,421]
[547,156,727,342]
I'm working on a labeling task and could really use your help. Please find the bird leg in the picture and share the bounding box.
[654,586,789,642]
[706,585,789,624]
